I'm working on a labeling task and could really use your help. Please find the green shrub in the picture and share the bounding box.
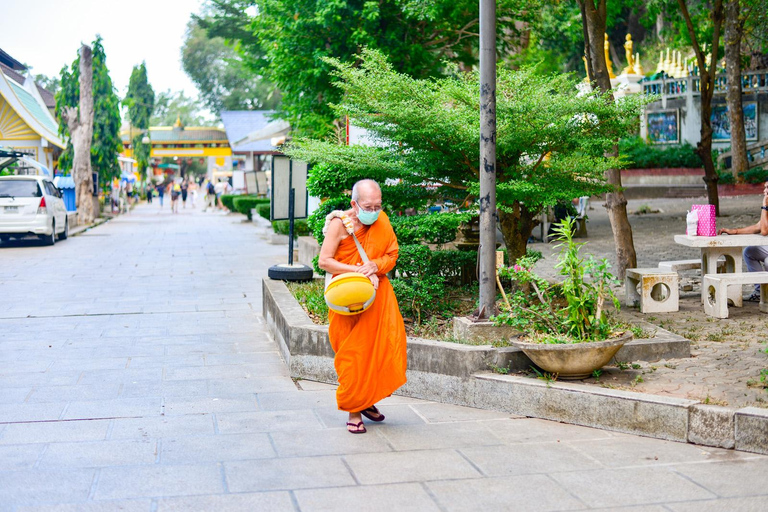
[307,196,349,244]
[390,212,471,246]
[718,169,736,185]
[619,136,702,169]
[233,196,270,220]
[220,194,237,211]
[286,279,328,324]
[272,219,310,237]
[739,167,768,184]
[256,203,271,220]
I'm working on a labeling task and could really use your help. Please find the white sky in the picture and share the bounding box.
[0,0,206,105]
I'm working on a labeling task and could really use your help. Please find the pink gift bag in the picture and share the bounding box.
[691,204,717,236]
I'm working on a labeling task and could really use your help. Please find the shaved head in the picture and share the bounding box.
[351,179,381,203]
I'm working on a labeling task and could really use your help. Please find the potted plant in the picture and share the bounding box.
[494,217,632,379]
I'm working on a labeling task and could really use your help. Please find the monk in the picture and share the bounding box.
[318,179,408,434]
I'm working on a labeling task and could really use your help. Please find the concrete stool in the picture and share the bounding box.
[625,268,679,313]
[702,272,768,319]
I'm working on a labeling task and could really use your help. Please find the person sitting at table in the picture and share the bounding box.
[717,181,768,302]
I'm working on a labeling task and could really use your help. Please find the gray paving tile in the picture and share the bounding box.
[109,415,215,440]
[160,433,275,463]
[409,402,517,423]
[345,449,481,485]
[76,368,163,386]
[0,403,66,422]
[549,467,717,508]
[51,357,129,371]
[271,427,393,457]
[93,464,224,500]
[257,390,338,411]
[156,493,294,512]
[484,417,616,444]
[0,469,95,505]
[15,500,152,512]
[215,409,324,434]
[164,363,288,381]
[0,419,110,444]
[376,422,503,451]
[119,380,208,399]
[460,442,603,476]
[295,483,441,512]
[0,444,45,469]
[162,395,258,415]
[566,435,751,468]
[295,379,338,391]
[63,398,162,420]
[427,474,586,511]
[38,439,157,468]
[667,495,768,511]
[0,387,31,404]
[207,376,297,395]
[670,458,768,498]
[225,456,356,492]
[27,384,121,403]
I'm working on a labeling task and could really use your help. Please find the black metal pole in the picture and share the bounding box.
[288,188,295,265]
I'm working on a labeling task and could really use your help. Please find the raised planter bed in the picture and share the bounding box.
[263,278,768,454]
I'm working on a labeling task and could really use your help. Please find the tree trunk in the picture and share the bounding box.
[725,0,748,181]
[498,202,537,265]
[578,0,637,279]
[678,0,724,216]
[62,45,95,224]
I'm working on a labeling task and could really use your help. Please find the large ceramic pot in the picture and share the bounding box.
[512,331,633,380]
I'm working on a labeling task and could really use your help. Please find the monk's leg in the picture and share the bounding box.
[347,411,365,433]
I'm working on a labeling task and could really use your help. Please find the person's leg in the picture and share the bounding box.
[743,245,768,294]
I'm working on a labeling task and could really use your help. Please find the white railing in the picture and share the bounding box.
[642,70,768,97]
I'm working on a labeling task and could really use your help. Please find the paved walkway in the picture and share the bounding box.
[1,202,767,511]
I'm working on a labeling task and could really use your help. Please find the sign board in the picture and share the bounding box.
[271,155,309,220]
[232,170,245,191]
[244,171,258,195]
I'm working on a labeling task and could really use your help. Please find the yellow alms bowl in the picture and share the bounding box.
[324,272,376,315]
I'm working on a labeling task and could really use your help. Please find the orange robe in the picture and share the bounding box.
[328,212,408,412]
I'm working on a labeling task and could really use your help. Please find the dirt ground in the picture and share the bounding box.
[526,193,768,409]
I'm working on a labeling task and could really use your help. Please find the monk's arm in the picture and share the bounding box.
[372,235,399,276]
[318,219,360,275]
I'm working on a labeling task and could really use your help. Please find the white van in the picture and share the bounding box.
[0,175,69,245]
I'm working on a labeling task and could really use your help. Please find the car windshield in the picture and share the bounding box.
[0,180,42,198]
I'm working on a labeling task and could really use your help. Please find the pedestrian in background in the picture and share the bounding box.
[181,179,189,209]
[190,181,198,208]
[145,182,153,204]
[171,182,181,214]
[156,182,165,207]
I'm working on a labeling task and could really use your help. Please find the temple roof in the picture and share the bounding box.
[0,68,64,149]
[220,110,278,152]
[120,126,229,144]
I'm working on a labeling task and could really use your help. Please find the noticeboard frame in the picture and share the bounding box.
[270,155,310,221]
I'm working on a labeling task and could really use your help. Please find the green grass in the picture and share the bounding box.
[286,279,328,324]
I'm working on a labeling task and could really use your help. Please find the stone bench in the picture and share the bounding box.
[658,259,726,273]
[702,272,768,319]
[625,268,680,313]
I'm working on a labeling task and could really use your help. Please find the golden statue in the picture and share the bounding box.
[582,55,591,81]
[634,53,644,75]
[664,48,672,74]
[623,34,635,75]
[604,33,616,79]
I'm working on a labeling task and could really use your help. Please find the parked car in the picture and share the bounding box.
[0,175,69,245]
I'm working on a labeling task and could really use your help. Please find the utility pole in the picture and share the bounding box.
[478,0,497,319]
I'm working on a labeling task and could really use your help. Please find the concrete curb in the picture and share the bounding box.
[263,278,768,455]
[70,217,110,237]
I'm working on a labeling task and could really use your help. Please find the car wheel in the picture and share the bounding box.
[42,221,55,246]
[267,263,314,282]
[59,219,69,240]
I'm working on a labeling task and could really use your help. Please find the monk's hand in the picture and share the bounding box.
[368,273,379,290]
[358,261,379,277]
[717,228,732,235]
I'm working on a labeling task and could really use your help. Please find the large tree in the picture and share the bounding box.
[182,17,279,114]
[150,90,210,126]
[577,0,637,279]
[124,62,155,177]
[199,0,530,137]
[55,36,123,188]
[59,45,95,224]
[285,50,646,263]
[676,0,725,215]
